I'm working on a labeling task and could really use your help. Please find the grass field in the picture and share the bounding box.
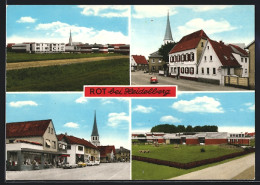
[132,154,250,180]
[6,52,122,63]
[7,58,129,91]
[132,144,243,163]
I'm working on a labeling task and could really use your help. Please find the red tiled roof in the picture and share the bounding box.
[169,30,209,54]
[6,120,51,138]
[97,145,116,157]
[209,39,241,67]
[132,55,148,64]
[229,44,249,56]
[57,134,98,150]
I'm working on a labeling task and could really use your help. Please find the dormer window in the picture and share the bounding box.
[224,56,228,60]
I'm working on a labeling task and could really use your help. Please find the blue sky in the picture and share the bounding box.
[6,5,129,44]
[131,5,255,58]
[132,92,255,133]
[6,93,130,149]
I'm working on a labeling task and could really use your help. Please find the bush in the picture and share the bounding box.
[200,148,206,152]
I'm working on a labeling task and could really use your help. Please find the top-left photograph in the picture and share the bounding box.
[6,5,130,91]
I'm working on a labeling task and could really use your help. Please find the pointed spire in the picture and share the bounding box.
[164,10,173,44]
[69,29,72,46]
[91,110,99,136]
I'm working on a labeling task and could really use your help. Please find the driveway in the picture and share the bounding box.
[131,70,248,91]
[169,153,255,180]
[6,162,130,180]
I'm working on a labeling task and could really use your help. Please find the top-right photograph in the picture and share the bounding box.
[131,5,255,91]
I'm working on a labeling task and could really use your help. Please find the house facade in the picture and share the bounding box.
[6,119,61,171]
[245,40,255,89]
[115,147,130,162]
[98,145,116,163]
[148,51,165,73]
[131,55,148,71]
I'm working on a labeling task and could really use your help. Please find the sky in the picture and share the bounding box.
[6,93,130,149]
[6,5,130,44]
[132,92,255,133]
[131,5,255,58]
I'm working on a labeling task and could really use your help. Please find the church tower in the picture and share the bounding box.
[163,11,174,44]
[91,111,100,146]
[69,29,73,46]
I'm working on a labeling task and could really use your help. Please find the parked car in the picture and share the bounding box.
[150,76,158,83]
[94,161,100,165]
[77,161,87,167]
[63,162,78,169]
[87,161,95,166]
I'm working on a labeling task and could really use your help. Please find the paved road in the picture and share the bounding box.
[7,55,129,70]
[6,162,130,180]
[131,71,248,91]
[169,153,255,180]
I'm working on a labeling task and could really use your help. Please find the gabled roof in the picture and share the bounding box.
[208,39,241,67]
[149,51,163,58]
[169,30,209,54]
[57,134,98,150]
[229,44,248,57]
[245,40,255,49]
[97,145,116,157]
[91,111,99,136]
[132,55,148,64]
[6,119,52,138]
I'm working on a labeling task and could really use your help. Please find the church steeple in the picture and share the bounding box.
[91,110,100,146]
[163,11,174,44]
[69,29,72,46]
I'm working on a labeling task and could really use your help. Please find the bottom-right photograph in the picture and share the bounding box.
[131,92,255,180]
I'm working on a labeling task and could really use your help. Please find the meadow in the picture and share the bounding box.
[6,52,122,63]
[132,144,243,163]
[7,58,129,91]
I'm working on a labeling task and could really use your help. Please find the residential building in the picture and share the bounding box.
[57,134,100,165]
[131,55,148,71]
[245,40,255,89]
[6,119,61,171]
[168,29,209,80]
[91,111,100,147]
[115,147,130,162]
[148,51,165,73]
[98,145,116,163]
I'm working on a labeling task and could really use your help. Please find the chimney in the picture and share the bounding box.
[219,40,224,45]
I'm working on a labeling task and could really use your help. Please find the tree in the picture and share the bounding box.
[186,125,193,132]
[158,42,177,63]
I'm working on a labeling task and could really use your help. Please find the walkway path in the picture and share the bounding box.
[7,55,129,70]
[169,153,255,180]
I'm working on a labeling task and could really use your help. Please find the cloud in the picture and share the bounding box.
[172,96,224,113]
[183,5,232,12]
[132,105,154,113]
[132,6,178,18]
[116,98,129,102]
[132,128,150,133]
[75,97,88,104]
[64,122,79,128]
[177,18,237,36]
[17,16,36,23]
[78,5,130,17]
[9,101,38,108]
[101,98,113,105]
[107,112,129,127]
[218,126,255,133]
[160,115,181,123]
[244,103,255,111]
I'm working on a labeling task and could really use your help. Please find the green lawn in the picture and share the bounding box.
[132,154,251,180]
[132,144,243,163]
[6,52,122,63]
[7,58,129,91]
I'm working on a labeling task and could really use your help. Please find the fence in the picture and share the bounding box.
[224,76,249,89]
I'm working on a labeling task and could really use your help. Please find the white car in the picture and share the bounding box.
[63,162,78,169]
[87,161,95,166]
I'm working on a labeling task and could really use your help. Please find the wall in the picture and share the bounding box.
[196,38,208,64]
[149,57,165,73]
[67,145,76,164]
[186,139,199,145]
[43,121,58,152]
[229,138,250,145]
[233,53,249,77]
[205,139,228,145]
[248,43,255,89]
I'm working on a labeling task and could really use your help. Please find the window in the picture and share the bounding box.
[201,42,204,47]
[210,56,212,61]
[207,68,209,75]
[178,55,180,62]
[152,59,155,63]
[245,58,247,63]
[185,67,189,74]
[181,54,184,62]
[204,56,207,61]
[190,52,194,61]
[48,127,50,133]
[51,128,53,134]
[186,53,189,61]
[174,67,176,73]
[67,145,71,150]
[9,140,14,143]
[213,68,216,75]
[201,68,204,74]
[52,141,56,149]
[207,46,209,50]
[190,67,194,74]
[158,60,162,63]
[78,146,83,151]
[245,69,247,73]
[45,139,51,148]
[181,67,184,74]
[241,58,243,62]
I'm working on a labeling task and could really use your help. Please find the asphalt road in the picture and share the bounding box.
[131,71,248,91]
[6,162,130,180]
[169,153,255,180]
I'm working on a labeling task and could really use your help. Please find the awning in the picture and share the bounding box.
[59,154,70,157]
[45,140,51,146]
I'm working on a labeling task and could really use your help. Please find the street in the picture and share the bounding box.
[169,153,255,180]
[131,70,248,91]
[6,162,130,180]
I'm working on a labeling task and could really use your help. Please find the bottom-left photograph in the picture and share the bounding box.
[5,93,131,180]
